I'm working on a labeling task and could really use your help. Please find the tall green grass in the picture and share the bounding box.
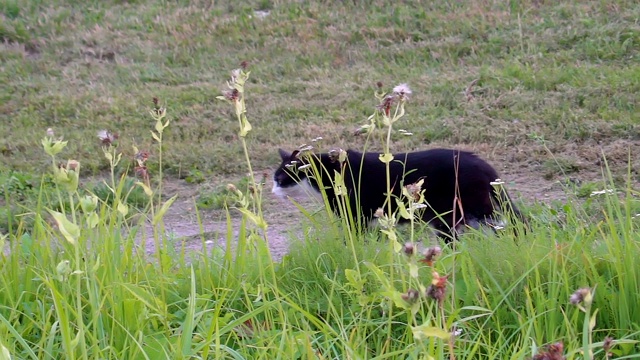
[1,66,639,359]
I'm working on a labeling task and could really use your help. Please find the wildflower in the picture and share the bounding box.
[79,194,99,213]
[354,124,373,136]
[533,342,565,360]
[328,148,345,163]
[426,271,447,306]
[401,288,420,304]
[42,130,68,157]
[231,68,242,83]
[67,160,79,172]
[569,287,593,308]
[404,180,423,202]
[298,164,311,171]
[398,129,413,136]
[603,337,614,357]
[151,97,166,118]
[376,94,396,117]
[374,208,385,218]
[222,88,240,102]
[226,184,238,193]
[392,83,412,100]
[53,160,80,193]
[420,246,442,266]
[134,165,149,181]
[403,242,415,256]
[97,129,118,146]
[134,150,149,163]
[490,179,505,186]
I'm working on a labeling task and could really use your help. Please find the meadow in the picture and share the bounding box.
[1,0,639,358]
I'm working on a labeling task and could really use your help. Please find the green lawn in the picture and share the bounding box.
[1,0,639,358]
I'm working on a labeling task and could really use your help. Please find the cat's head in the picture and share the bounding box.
[272,149,309,198]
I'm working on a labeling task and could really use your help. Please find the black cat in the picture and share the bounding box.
[272,148,525,238]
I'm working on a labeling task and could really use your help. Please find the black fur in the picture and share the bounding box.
[273,148,525,238]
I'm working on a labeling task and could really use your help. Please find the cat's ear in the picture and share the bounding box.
[290,150,300,160]
[278,148,291,160]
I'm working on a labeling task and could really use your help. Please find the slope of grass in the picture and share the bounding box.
[1,0,638,177]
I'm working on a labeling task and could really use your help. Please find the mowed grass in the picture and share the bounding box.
[1,0,638,179]
[1,2,640,357]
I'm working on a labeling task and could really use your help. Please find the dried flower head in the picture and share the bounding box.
[403,242,415,256]
[226,183,238,193]
[152,97,159,108]
[426,271,448,305]
[404,181,423,202]
[134,165,149,180]
[374,208,385,218]
[392,83,412,100]
[533,342,565,360]
[135,150,149,164]
[376,81,383,89]
[376,94,397,117]
[67,160,79,172]
[240,60,249,70]
[420,246,442,266]
[97,130,118,146]
[401,288,420,304]
[603,336,614,356]
[569,287,593,307]
[223,88,240,102]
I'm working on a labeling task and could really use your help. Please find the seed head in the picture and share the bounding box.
[569,287,593,307]
[376,81,383,89]
[403,242,415,256]
[392,83,412,100]
[376,94,396,117]
[420,246,442,266]
[134,150,149,164]
[533,342,565,360]
[603,337,614,356]
[97,130,118,146]
[404,181,423,202]
[426,271,447,305]
[374,208,385,218]
[401,288,420,304]
[223,88,240,102]
[240,60,249,70]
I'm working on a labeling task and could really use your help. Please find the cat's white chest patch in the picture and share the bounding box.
[272,179,323,201]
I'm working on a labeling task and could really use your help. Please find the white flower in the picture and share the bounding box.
[490,179,505,186]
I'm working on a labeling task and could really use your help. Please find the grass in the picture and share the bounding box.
[0,0,638,177]
[1,0,640,358]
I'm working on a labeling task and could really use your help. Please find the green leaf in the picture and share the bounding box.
[47,210,80,245]
[412,325,451,341]
[153,194,178,225]
[86,212,99,229]
[151,131,161,142]
[396,198,412,220]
